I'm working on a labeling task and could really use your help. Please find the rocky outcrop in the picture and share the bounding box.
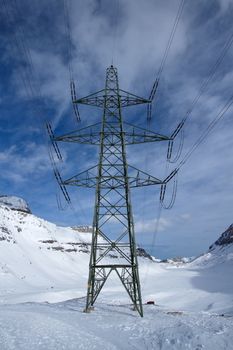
[0,196,31,214]
[136,247,152,260]
[209,224,233,250]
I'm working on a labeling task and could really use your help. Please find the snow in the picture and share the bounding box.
[0,203,233,349]
[0,299,232,350]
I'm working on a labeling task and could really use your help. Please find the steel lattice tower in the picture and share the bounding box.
[50,65,177,317]
[86,66,143,316]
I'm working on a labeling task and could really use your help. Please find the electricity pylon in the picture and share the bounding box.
[49,65,178,317]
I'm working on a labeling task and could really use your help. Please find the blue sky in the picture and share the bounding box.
[0,0,233,258]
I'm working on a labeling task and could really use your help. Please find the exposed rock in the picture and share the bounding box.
[209,224,233,250]
[40,239,58,244]
[0,195,31,214]
[0,226,13,242]
[136,247,152,260]
[72,225,92,233]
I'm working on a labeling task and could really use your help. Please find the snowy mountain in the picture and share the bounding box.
[209,224,233,248]
[0,199,94,303]
[0,197,232,349]
[189,224,233,269]
[0,196,152,304]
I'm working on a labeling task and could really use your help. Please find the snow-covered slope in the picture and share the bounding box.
[0,199,150,304]
[0,200,95,304]
[190,224,233,268]
[0,199,233,349]
[210,224,233,247]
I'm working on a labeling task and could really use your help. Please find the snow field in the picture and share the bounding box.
[0,203,233,349]
[0,299,232,350]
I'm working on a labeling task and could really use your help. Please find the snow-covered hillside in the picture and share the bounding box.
[210,224,233,247]
[189,224,233,268]
[0,198,232,349]
[0,197,150,304]
[0,200,92,303]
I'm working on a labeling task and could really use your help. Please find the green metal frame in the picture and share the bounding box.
[85,66,143,316]
[52,65,177,317]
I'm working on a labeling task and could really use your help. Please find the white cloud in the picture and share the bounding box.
[135,217,171,234]
[1,0,233,257]
[0,143,50,182]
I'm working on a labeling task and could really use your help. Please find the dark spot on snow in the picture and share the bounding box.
[51,246,64,251]
[40,239,58,244]
[65,248,77,253]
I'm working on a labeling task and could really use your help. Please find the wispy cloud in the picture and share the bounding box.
[0,0,233,257]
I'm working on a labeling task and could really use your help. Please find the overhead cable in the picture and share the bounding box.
[63,0,81,123]
[156,0,186,82]
[147,0,186,120]
[166,28,233,162]
[183,31,233,124]
[178,93,233,169]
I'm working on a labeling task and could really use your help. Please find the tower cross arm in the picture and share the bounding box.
[127,165,163,187]
[63,165,98,188]
[53,122,102,145]
[75,88,149,108]
[124,122,171,144]
[52,121,171,145]
[61,163,178,189]
[74,89,105,107]
[127,166,179,188]
[118,89,150,107]
[61,164,177,189]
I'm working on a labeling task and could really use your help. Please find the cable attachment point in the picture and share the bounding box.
[70,80,81,122]
[147,79,159,122]
[48,148,71,205]
[46,122,63,161]
[167,129,184,163]
[167,119,185,163]
[149,78,159,102]
[147,103,152,122]
[160,169,178,209]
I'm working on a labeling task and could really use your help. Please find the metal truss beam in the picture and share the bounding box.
[53,121,170,145]
[62,164,164,189]
[75,88,149,108]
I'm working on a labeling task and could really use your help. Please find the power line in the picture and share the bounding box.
[157,0,186,81]
[140,198,162,292]
[1,0,36,100]
[165,26,233,165]
[146,93,232,267]
[162,93,233,206]
[111,0,119,65]
[177,93,233,170]
[63,0,74,81]
[145,21,233,255]
[147,0,186,120]
[183,31,233,125]
[1,0,76,212]
[144,0,186,259]
[63,0,81,123]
